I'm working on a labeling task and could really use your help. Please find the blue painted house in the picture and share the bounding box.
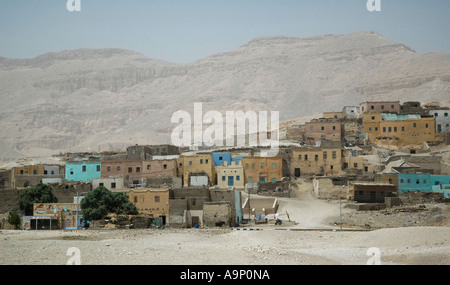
[398,173,450,198]
[65,161,102,182]
[212,152,232,166]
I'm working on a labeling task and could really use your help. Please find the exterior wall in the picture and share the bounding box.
[291,148,342,176]
[216,161,244,188]
[141,159,177,178]
[375,173,399,190]
[92,177,124,190]
[210,189,242,225]
[363,113,442,146]
[304,121,343,146]
[116,189,170,222]
[203,202,232,227]
[429,110,450,133]
[14,175,64,188]
[359,101,400,115]
[65,161,101,182]
[149,144,179,156]
[0,169,12,190]
[13,165,45,176]
[212,152,232,166]
[126,145,152,160]
[242,157,283,184]
[352,183,397,203]
[398,174,450,193]
[100,160,144,185]
[322,112,344,120]
[177,155,213,187]
[44,165,64,175]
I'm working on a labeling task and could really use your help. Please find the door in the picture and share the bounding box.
[294,168,300,177]
[228,176,234,186]
[192,216,200,228]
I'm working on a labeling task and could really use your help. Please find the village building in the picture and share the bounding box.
[428,109,450,134]
[350,182,398,203]
[398,173,450,197]
[113,187,170,225]
[100,160,145,186]
[304,119,344,146]
[216,160,244,189]
[291,147,342,177]
[359,101,401,116]
[342,106,360,119]
[92,177,124,190]
[176,154,214,187]
[363,113,443,147]
[242,157,283,184]
[65,161,101,183]
[141,159,178,178]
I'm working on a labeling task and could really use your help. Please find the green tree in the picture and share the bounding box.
[19,183,58,216]
[8,211,21,229]
[80,186,138,221]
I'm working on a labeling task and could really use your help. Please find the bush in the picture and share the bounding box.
[80,186,138,221]
[19,183,58,216]
[8,211,21,229]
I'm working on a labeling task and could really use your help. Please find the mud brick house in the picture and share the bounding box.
[141,159,177,178]
[304,119,344,146]
[291,147,342,177]
[101,160,146,186]
[176,154,214,187]
[242,157,283,184]
[126,145,152,160]
[363,113,443,147]
[350,182,398,203]
[216,160,244,189]
[359,101,401,116]
[92,177,124,190]
[113,188,170,225]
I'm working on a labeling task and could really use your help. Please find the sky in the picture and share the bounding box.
[0,0,449,63]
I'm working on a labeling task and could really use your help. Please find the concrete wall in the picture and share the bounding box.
[92,177,124,190]
[65,161,101,182]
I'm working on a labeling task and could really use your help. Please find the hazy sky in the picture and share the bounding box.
[0,0,449,63]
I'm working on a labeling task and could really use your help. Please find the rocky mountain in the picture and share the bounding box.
[0,31,449,161]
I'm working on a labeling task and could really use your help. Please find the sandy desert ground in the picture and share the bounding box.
[0,180,449,266]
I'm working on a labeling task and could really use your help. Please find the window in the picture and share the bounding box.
[435,113,438,117]
[271,178,276,182]
[136,167,140,173]
[371,105,374,110]
[128,167,132,173]
[416,179,420,184]
[252,163,255,168]
[383,127,386,133]
[222,176,226,181]
[330,165,334,170]
[323,152,327,159]
[315,155,318,161]
[260,178,266,183]
[147,165,151,170]
[261,163,265,169]
[388,127,392,132]
[131,149,136,154]
[423,180,427,184]
[332,151,337,159]
[425,124,428,128]
[156,148,160,153]
[272,163,276,168]
[107,166,111,172]
[33,170,37,174]
[369,128,372,131]
[134,197,138,203]
[206,159,209,164]
[375,127,378,131]
[400,179,404,183]
[117,166,121,171]
[236,176,240,181]
[248,177,253,183]
[407,179,411,183]
[354,163,358,168]
[70,169,74,175]
[381,105,384,110]
[445,113,449,117]
[82,166,86,172]
[413,123,417,128]
[200,159,203,164]
[99,183,104,187]
[310,126,313,131]
[298,155,302,160]
[394,127,397,132]
[245,164,249,169]
[155,196,160,202]
[321,126,325,131]
[189,161,192,166]
[163,164,167,169]
[97,165,100,172]
[402,126,405,132]
[371,116,375,120]
[111,183,116,189]
[391,105,395,109]
[44,170,48,175]
[305,155,308,160]
[162,148,166,152]
[332,126,336,131]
